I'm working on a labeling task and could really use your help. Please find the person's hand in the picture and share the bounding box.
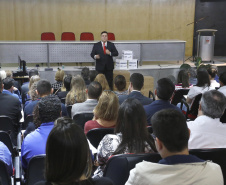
[95,55,100,59]
[106,49,111,55]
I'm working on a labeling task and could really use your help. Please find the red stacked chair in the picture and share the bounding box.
[108,32,115,41]
[61,32,76,41]
[41,32,55,41]
[80,32,94,41]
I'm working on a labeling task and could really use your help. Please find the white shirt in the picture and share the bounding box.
[187,86,210,100]
[188,115,226,149]
[210,79,220,89]
[218,86,226,97]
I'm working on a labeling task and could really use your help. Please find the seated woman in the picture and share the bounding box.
[35,117,113,185]
[175,70,193,90]
[84,91,119,135]
[207,65,220,89]
[93,98,157,178]
[56,74,72,100]
[51,69,65,93]
[94,74,110,91]
[65,75,87,106]
[113,75,128,96]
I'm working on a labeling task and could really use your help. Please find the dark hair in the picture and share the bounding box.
[81,67,90,81]
[89,70,98,82]
[156,78,175,100]
[63,74,72,91]
[33,105,42,128]
[114,75,126,91]
[196,69,210,87]
[177,70,189,88]
[101,31,108,35]
[130,73,144,90]
[207,65,218,79]
[114,98,157,154]
[87,81,102,99]
[151,109,189,152]
[3,77,14,90]
[201,90,226,119]
[38,95,61,123]
[219,72,226,85]
[0,76,2,92]
[37,80,52,96]
[45,117,92,184]
[29,69,39,78]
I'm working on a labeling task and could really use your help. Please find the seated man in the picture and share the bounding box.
[0,141,13,176]
[126,109,223,185]
[188,90,226,149]
[144,78,181,125]
[21,95,61,170]
[71,81,102,118]
[118,73,152,105]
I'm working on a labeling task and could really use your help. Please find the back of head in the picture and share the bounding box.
[94,73,110,91]
[151,109,189,153]
[81,67,90,81]
[207,65,218,79]
[37,80,52,96]
[94,91,119,121]
[38,94,61,123]
[177,70,189,88]
[156,78,175,100]
[3,77,14,90]
[29,75,40,89]
[45,117,92,184]
[114,75,126,91]
[63,74,72,91]
[29,69,39,78]
[29,81,39,101]
[201,90,226,119]
[5,70,12,78]
[114,98,156,154]
[89,70,98,82]
[130,73,144,90]
[219,72,226,86]
[87,81,102,99]
[55,69,65,82]
[196,68,210,87]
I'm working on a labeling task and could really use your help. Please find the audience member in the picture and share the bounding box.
[90,70,98,82]
[35,117,113,185]
[21,95,62,170]
[188,90,226,149]
[84,90,118,135]
[94,73,110,91]
[94,98,157,178]
[118,73,152,105]
[126,109,223,185]
[81,67,91,86]
[51,69,65,93]
[65,75,87,106]
[144,78,181,125]
[175,69,193,90]
[113,75,128,96]
[207,65,220,89]
[218,72,226,96]
[71,81,102,118]
[6,70,21,93]
[0,141,13,176]
[24,79,67,118]
[56,74,72,100]
[24,81,39,107]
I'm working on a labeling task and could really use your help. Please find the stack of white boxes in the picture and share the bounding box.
[115,50,138,69]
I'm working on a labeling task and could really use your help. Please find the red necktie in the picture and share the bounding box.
[103,42,106,54]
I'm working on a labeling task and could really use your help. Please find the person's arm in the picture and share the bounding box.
[109,43,118,57]
[91,43,100,59]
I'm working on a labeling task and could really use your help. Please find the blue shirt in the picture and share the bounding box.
[0,141,13,175]
[2,89,22,104]
[144,100,182,125]
[21,121,54,169]
[159,155,204,165]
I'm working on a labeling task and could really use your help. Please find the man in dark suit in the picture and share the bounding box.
[91,31,118,89]
[118,73,153,105]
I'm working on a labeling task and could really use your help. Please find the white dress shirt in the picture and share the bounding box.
[218,86,226,96]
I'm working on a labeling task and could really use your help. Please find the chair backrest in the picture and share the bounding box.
[149,90,155,101]
[189,148,226,181]
[80,32,94,41]
[61,32,76,41]
[0,159,11,185]
[0,131,14,159]
[0,116,17,146]
[86,128,114,148]
[73,113,94,130]
[188,93,202,118]
[26,154,46,185]
[171,89,189,105]
[103,153,161,185]
[66,105,72,118]
[220,109,226,123]
[22,115,33,130]
[108,32,115,41]
[41,32,55,41]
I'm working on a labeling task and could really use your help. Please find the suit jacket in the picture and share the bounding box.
[91,41,118,71]
[118,91,153,106]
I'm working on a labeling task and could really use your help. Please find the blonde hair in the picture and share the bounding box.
[94,91,119,121]
[29,81,39,101]
[55,69,65,82]
[5,70,12,78]
[65,75,87,105]
[29,75,40,90]
[94,74,110,91]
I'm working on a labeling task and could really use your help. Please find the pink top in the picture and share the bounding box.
[84,120,115,135]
